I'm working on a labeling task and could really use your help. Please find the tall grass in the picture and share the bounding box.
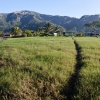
[0,37,76,99]
[75,37,100,99]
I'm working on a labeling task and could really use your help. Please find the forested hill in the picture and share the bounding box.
[0,10,100,32]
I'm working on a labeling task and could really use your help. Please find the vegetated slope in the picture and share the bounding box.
[74,37,100,99]
[1,10,100,32]
[0,37,76,99]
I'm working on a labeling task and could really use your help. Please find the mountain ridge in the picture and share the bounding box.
[0,10,100,32]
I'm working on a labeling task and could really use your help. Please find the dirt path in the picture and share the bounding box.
[61,38,83,99]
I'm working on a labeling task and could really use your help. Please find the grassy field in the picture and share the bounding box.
[0,37,76,99]
[74,37,100,100]
[0,37,100,100]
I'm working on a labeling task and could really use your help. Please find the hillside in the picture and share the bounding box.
[0,10,100,32]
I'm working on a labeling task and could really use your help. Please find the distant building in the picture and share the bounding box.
[3,33,11,37]
[85,32,100,36]
[53,33,57,36]
[63,31,75,36]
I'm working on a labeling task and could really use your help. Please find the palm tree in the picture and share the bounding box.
[37,27,44,36]
[45,22,52,33]
[54,26,59,32]
[11,27,22,36]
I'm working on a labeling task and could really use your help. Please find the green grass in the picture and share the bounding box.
[0,37,100,99]
[0,37,76,99]
[74,37,100,100]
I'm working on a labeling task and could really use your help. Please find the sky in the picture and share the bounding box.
[0,0,100,18]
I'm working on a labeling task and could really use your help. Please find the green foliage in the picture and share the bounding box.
[24,30,32,37]
[45,22,52,33]
[0,31,3,37]
[84,21,100,36]
[39,22,65,36]
[11,27,22,36]
[75,31,85,37]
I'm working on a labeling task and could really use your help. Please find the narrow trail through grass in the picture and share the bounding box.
[61,38,83,99]
[74,37,100,99]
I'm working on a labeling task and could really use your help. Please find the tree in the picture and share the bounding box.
[39,22,52,36]
[24,30,32,37]
[84,21,100,36]
[11,27,22,36]
[37,27,44,36]
[45,22,51,33]
[44,22,54,36]
[54,26,59,32]
[85,21,100,28]
[0,31,3,37]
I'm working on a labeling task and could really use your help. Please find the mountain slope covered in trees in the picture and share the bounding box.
[0,10,100,32]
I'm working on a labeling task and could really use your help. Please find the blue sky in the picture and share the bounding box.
[1,0,100,18]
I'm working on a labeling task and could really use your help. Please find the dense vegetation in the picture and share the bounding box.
[10,22,65,37]
[0,37,100,99]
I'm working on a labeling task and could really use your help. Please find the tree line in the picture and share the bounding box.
[84,21,100,36]
[1,21,100,37]
[10,22,65,37]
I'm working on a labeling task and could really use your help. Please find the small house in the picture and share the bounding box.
[53,33,57,36]
[85,32,100,36]
[3,33,11,38]
[63,31,75,36]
